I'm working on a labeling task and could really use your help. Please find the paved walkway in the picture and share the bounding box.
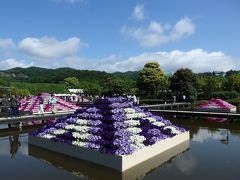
[0,110,75,125]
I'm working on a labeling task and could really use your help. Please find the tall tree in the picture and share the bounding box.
[170,68,197,98]
[102,77,130,96]
[137,62,168,96]
[226,73,240,92]
[64,77,80,89]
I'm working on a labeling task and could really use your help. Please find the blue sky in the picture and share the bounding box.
[0,0,240,72]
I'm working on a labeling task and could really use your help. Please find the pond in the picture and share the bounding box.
[0,116,240,180]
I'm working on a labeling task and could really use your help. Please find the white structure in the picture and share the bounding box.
[68,89,84,94]
[29,131,189,171]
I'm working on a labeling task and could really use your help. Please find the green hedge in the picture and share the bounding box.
[198,91,239,100]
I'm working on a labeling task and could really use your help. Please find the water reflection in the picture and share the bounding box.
[174,154,197,175]
[9,135,21,158]
[192,128,229,144]
[28,141,189,180]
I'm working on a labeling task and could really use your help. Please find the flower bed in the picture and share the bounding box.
[29,97,189,171]
[19,93,80,113]
[196,98,236,113]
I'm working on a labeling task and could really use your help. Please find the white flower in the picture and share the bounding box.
[145,117,157,122]
[123,108,136,114]
[163,126,181,134]
[65,124,76,130]
[73,125,89,133]
[126,113,146,119]
[130,135,146,144]
[72,140,87,147]
[52,129,66,135]
[76,119,88,125]
[42,134,56,139]
[153,121,165,127]
[127,127,142,134]
[131,143,145,150]
[127,120,140,126]
[72,132,90,140]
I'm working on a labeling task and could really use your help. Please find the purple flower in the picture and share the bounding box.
[114,145,136,155]
[55,122,68,129]
[88,120,102,126]
[86,107,100,113]
[133,106,144,112]
[147,128,161,136]
[87,143,101,150]
[113,137,132,147]
[52,137,72,144]
[44,127,57,134]
[89,127,102,134]
[66,117,77,124]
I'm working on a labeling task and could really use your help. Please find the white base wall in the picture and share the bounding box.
[29,131,189,171]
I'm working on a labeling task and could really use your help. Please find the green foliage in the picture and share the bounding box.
[225,70,239,77]
[64,77,80,89]
[211,91,239,99]
[10,82,67,95]
[137,62,168,96]
[102,77,131,96]
[170,68,197,97]
[0,78,10,86]
[225,73,240,92]
[12,88,31,97]
[79,81,101,96]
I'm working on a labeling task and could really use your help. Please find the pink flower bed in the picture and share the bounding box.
[19,93,81,113]
[197,99,235,110]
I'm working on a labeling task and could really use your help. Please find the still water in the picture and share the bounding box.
[0,117,240,180]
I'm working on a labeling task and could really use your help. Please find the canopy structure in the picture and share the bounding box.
[68,89,83,94]
[29,97,189,171]
[19,92,80,113]
[196,98,236,113]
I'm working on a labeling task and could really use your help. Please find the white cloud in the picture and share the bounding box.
[121,17,195,47]
[192,128,228,143]
[171,17,195,40]
[65,49,238,73]
[133,4,145,20]
[0,58,33,70]
[0,38,16,56]
[18,37,81,59]
[52,0,87,4]
[0,38,15,49]
[174,155,197,175]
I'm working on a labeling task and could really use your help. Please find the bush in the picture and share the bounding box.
[210,91,239,99]
[197,91,239,100]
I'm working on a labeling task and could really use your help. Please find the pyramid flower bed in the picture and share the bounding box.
[196,99,236,113]
[31,97,188,155]
[19,93,80,113]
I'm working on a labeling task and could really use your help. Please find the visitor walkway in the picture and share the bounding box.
[149,109,240,118]
[140,102,191,110]
[0,110,75,125]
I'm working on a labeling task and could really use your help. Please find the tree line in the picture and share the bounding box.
[1,64,240,100]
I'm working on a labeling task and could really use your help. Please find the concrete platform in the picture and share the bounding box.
[29,131,189,171]
[28,140,189,180]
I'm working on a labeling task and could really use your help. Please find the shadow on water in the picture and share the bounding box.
[9,134,21,159]
[28,141,189,180]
